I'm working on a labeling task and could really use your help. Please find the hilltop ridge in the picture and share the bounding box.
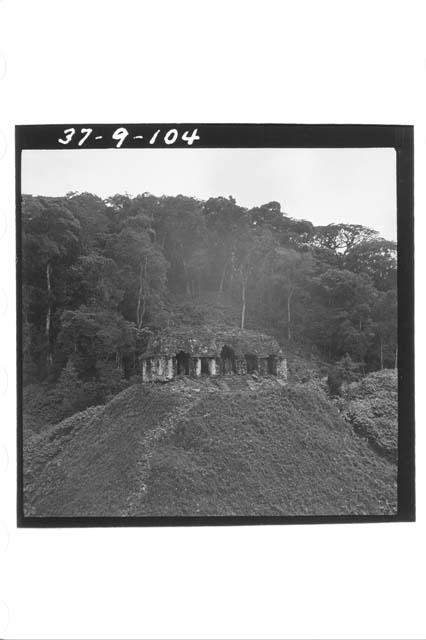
[24,376,397,517]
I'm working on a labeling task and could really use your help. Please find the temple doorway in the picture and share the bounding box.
[176,351,190,375]
[245,354,258,374]
[267,355,277,375]
[221,345,236,374]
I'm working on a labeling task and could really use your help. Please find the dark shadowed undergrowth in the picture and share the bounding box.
[24,378,397,517]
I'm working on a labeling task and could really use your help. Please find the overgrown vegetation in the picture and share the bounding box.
[22,192,397,423]
[338,369,398,462]
[21,192,399,517]
[24,379,397,517]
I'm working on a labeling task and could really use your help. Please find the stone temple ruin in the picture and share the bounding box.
[140,327,287,382]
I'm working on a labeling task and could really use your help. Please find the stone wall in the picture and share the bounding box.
[276,357,287,380]
[142,356,174,382]
[235,357,247,376]
[141,353,287,382]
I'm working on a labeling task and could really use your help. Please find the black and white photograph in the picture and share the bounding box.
[17,124,412,523]
[2,1,424,637]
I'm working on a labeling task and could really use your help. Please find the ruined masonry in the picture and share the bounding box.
[140,327,287,382]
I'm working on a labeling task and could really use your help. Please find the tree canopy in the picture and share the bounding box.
[21,192,397,392]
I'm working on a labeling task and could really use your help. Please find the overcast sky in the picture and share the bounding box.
[22,147,397,240]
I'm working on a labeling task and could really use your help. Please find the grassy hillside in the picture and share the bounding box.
[24,376,397,518]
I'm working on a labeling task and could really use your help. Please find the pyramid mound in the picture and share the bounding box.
[24,378,397,517]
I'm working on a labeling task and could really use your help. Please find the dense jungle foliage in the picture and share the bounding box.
[21,192,397,422]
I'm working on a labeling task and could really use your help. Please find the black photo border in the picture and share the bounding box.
[15,123,415,528]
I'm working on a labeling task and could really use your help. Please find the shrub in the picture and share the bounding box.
[93,361,128,403]
[327,367,344,396]
[341,369,397,460]
[23,383,64,433]
[55,360,87,417]
[327,354,362,396]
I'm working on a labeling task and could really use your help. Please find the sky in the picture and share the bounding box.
[22,147,397,240]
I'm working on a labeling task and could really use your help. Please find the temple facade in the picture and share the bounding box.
[140,327,287,383]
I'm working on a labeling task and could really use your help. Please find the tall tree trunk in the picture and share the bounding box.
[380,338,384,370]
[218,261,227,293]
[136,260,143,329]
[229,251,235,291]
[394,344,398,369]
[181,256,191,296]
[45,261,53,366]
[240,273,247,330]
[137,256,148,329]
[287,288,294,342]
